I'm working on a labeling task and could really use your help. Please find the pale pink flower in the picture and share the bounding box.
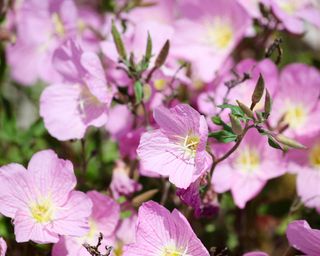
[270,63,320,138]
[0,150,92,244]
[269,0,320,34]
[243,252,269,256]
[40,39,114,141]
[124,201,209,256]
[286,134,320,209]
[173,0,251,82]
[212,129,286,208]
[6,0,102,85]
[0,237,7,256]
[110,161,142,199]
[286,220,320,256]
[198,58,278,128]
[137,104,212,189]
[52,191,120,256]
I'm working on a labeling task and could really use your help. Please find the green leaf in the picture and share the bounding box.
[134,81,143,104]
[209,130,237,143]
[218,104,245,118]
[211,115,233,133]
[120,210,132,219]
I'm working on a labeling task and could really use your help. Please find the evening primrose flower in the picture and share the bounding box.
[40,40,114,141]
[286,220,320,256]
[270,64,320,138]
[0,150,92,244]
[173,0,251,82]
[137,104,212,189]
[52,191,120,255]
[0,238,6,256]
[212,129,286,208]
[123,201,209,256]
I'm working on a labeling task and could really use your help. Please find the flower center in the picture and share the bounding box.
[309,143,320,169]
[236,147,260,173]
[283,103,307,129]
[278,0,301,15]
[29,197,55,223]
[205,18,233,49]
[161,245,186,256]
[183,134,200,157]
[51,13,65,37]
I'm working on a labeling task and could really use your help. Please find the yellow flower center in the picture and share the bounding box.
[278,1,300,15]
[206,18,233,49]
[309,143,320,169]
[154,79,167,91]
[51,13,65,37]
[29,197,55,223]
[283,103,307,129]
[236,147,260,172]
[161,245,186,256]
[183,134,200,157]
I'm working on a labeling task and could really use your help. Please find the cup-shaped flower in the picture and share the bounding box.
[0,238,6,256]
[0,150,92,244]
[124,201,209,256]
[52,191,120,255]
[270,63,320,138]
[40,40,114,141]
[212,129,286,208]
[286,220,320,256]
[137,104,212,189]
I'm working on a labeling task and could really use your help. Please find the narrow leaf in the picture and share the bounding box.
[132,189,159,207]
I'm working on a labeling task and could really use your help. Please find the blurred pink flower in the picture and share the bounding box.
[270,63,320,138]
[286,220,320,256]
[0,237,6,256]
[110,161,142,199]
[243,252,269,256]
[6,0,102,85]
[0,150,92,244]
[198,58,278,128]
[40,39,114,141]
[177,177,219,218]
[52,191,120,256]
[212,129,286,208]
[173,0,251,82]
[286,134,320,209]
[124,201,209,256]
[269,0,320,34]
[137,104,212,189]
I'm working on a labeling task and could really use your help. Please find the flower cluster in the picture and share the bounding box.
[0,0,319,255]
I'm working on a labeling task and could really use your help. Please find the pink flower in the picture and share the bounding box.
[177,178,219,218]
[40,40,114,140]
[286,220,320,256]
[212,129,286,208]
[0,150,92,244]
[0,237,7,256]
[110,161,142,199]
[52,191,120,256]
[124,201,209,256]
[6,0,102,85]
[198,58,278,128]
[243,252,269,256]
[173,0,251,82]
[270,63,320,138]
[286,134,320,209]
[137,104,212,189]
[269,0,320,34]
